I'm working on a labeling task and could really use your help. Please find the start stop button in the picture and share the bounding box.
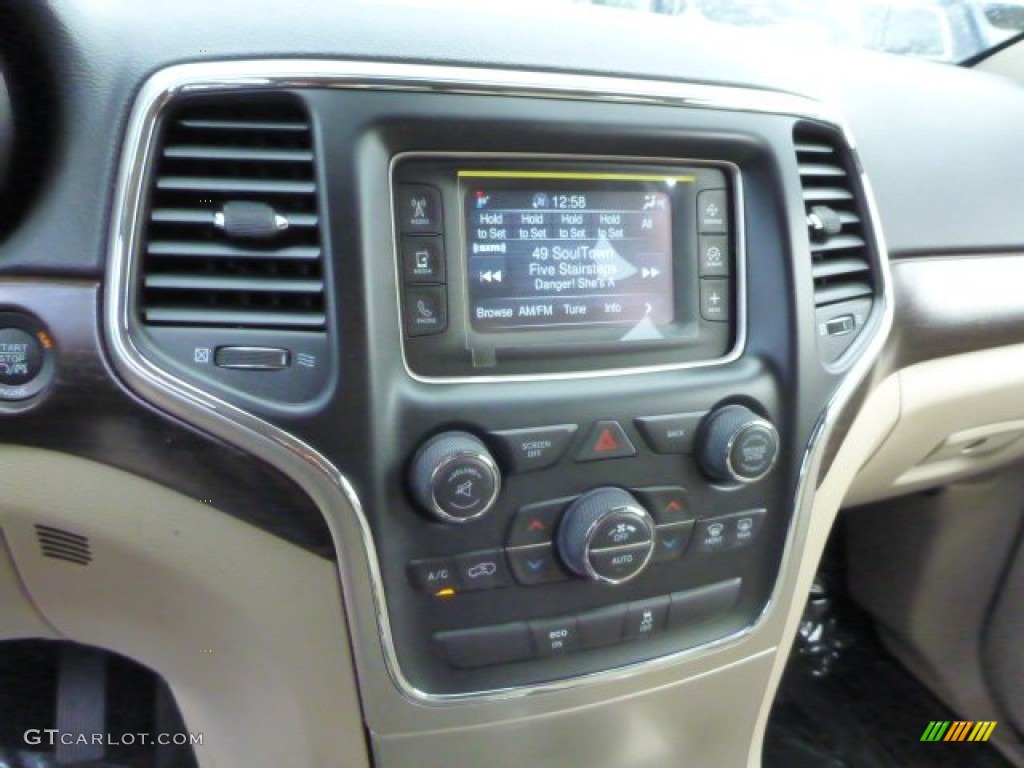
[0,313,55,402]
[0,328,43,387]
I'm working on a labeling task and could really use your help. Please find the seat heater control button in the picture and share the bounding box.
[632,486,693,525]
[409,431,501,523]
[0,328,44,388]
[401,235,446,284]
[652,522,695,563]
[407,557,460,597]
[697,404,779,483]
[490,424,578,474]
[530,616,580,656]
[455,549,509,591]
[577,604,627,649]
[435,622,533,669]
[667,578,742,629]
[697,189,728,234]
[398,184,443,234]
[625,595,670,640]
[404,286,447,337]
[506,544,570,586]
[214,346,290,370]
[508,498,571,547]
[699,278,730,322]
[575,421,636,462]
[634,413,706,455]
[698,234,730,277]
[556,487,656,585]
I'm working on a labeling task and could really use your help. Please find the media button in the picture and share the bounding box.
[402,236,446,284]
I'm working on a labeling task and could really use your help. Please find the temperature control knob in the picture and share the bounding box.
[557,487,656,585]
[409,431,501,524]
[697,405,779,484]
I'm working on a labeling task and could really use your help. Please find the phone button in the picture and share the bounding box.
[405,286,448,337]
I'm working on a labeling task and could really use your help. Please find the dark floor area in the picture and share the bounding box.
[0,640,197,768]
[763,531,1014,768]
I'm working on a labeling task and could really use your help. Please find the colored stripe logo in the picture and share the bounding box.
[921,721,997,742]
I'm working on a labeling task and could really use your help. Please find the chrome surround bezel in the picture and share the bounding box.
[425,449,502,525]
[723,417,781,484]
[390,151,747,383]
[104,59,894,706]
[580,504,656,585]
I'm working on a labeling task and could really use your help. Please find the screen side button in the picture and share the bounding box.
[700,279,730,323]
[697,189,728,234]
[398,184,443,234]
[698,234,730,277]
[404,287,448,336]
[401,236,446,284]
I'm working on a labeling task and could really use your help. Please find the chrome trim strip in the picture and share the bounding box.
[391,152,747,383]
[105,59,892,707]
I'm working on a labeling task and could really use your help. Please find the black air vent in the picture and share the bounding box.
[795,126,874,308]
[35,525,92,566]
[140,94,325,331]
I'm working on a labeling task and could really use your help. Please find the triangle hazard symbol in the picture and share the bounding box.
[594,428,619,452]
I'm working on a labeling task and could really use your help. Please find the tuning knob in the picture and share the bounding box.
[697,404,779,484]
[556,487,656,585]
[409,431,502,523]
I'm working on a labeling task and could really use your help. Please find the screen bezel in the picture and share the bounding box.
[392,153,743,381]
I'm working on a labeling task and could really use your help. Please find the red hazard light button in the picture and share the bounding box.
[574,420,637,462]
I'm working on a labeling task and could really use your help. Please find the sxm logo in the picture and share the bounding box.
[921,721,997,742]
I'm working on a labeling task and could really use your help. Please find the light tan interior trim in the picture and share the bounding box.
[846,342,1024,507]
[0,446,369,768]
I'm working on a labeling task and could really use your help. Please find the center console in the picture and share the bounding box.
[110,60,886,729]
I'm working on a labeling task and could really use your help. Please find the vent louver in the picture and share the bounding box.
[35,525,92,566]
[795,126,874,308]
[140,94,325,331]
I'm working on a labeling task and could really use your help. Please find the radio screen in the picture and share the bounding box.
[462,172,682,334]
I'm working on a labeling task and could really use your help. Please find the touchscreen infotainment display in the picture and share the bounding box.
[461,171,688,334]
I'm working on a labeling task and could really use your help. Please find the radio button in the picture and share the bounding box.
[398,184,443,234]
[698,234,730,277]
[401,236,446,284]
[490,424,578,474]
[634,413,705,455]
[575,420,636,462]
[697,189,728,234]
[699,279,730,323]
[404,287,447,336]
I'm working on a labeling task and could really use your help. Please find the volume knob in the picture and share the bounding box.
[697,405,779,484]
[409,431,501,524]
